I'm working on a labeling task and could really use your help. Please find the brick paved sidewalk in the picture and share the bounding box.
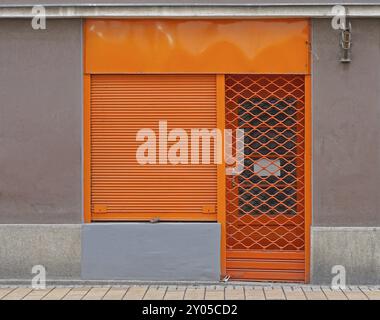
[0,284,379,300]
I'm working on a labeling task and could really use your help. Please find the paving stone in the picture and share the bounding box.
[302,286,327,300]
[124,285,149,300]
[0,288,16,300]
[102,286,129,300]
[244,287,265,300]
[164,286,186,300]
[263,287,286,300]
[42,287,72,300]
[225,286,245,300]
[22,288,53,300]
[62,287,92,300]
[2,287,33,300]
[184,286,205,300]
[283,287,307,300]
[143,286,167,300]
[204,286,225,300]
[360,288,380,300]
[321,287,347,300]
[82,287,111,300]
[341,287,368,300]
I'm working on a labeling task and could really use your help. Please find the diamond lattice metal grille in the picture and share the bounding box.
[225,74,305,253]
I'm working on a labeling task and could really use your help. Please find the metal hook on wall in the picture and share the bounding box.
[340,21,352,63]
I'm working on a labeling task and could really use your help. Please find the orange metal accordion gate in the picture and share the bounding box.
[225,74,308,282]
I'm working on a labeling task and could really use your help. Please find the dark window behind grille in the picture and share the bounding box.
[238,97,299,216]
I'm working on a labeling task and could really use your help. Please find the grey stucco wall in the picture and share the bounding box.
[311,19,380,284]
[0,19,82,223]
[312,18,380,227]
[312,227,380,285]
[82,223,221,281]
[0,224,81,279]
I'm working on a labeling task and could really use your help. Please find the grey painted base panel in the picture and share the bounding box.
[81,223,221,281]
[0,224,81,280]
[312,227,380,285]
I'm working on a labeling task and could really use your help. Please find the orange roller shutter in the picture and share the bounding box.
[90,74,218,221]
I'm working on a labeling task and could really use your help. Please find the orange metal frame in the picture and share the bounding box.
[303,25,312,283]
[83,73,91,223]
[304,74,312,283]
[83,18,311,282]
[216,74,227,277]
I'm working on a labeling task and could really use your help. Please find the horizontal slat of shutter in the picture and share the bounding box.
[90,74,217,221]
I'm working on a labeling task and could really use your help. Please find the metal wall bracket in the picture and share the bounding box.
[340,22,352,63]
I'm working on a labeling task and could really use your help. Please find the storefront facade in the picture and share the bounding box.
[0,2,379,285]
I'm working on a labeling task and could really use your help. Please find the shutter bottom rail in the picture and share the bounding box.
[226,250,305,282]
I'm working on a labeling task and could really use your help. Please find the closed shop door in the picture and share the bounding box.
[225,75,308,282]
[89,74,218,221]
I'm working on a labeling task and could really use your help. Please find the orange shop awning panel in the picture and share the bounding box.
[84,19,309,74]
